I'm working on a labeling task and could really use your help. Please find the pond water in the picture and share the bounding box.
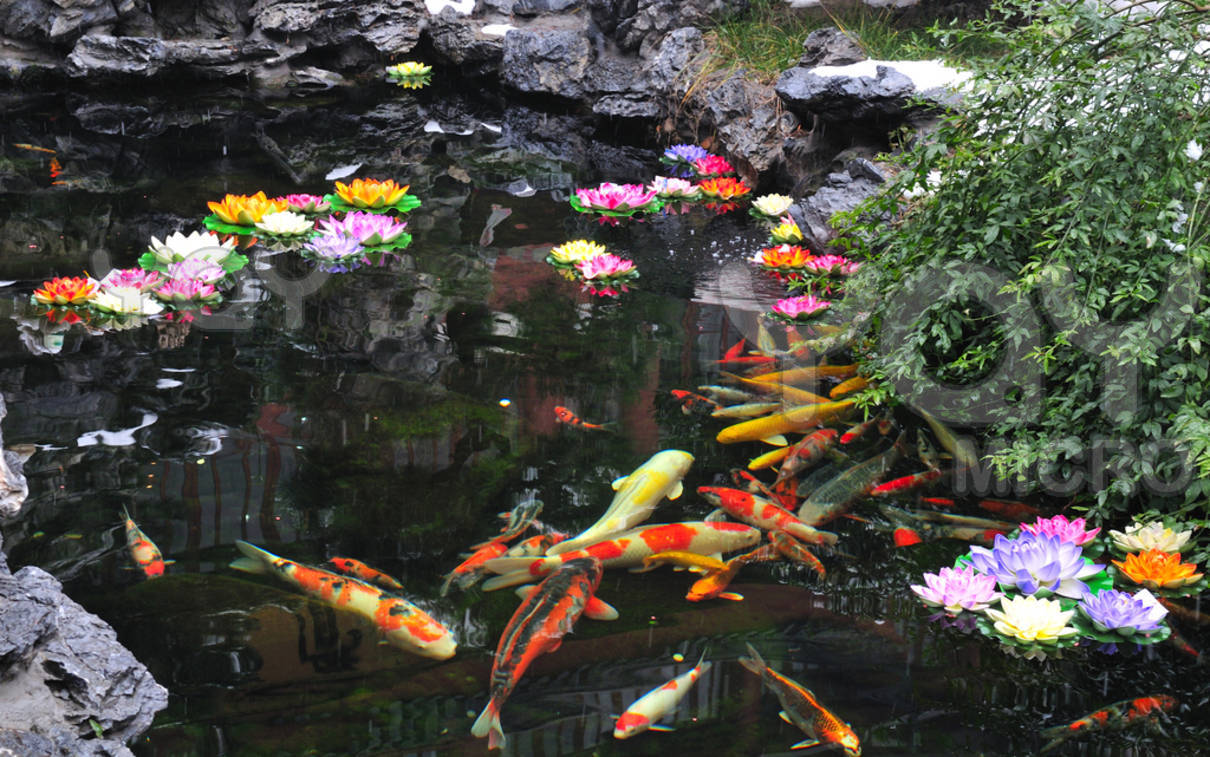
[1,86,1207,756]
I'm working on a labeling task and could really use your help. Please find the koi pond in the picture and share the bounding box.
[1,85,1207,756]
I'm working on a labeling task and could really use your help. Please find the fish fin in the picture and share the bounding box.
[704,508,728,523]
[719,592,745,601]
[513,585,540,601]
[1038,723,1071,740]
[628,564,659,573]
[668,481,684,500]
[584,596,619,621]
[737,643,766,676]
[779,711,794,724]
[481,571,539,591]
[228,557,267,574]
[648,724,676,732]
[162,559,177,566]
[471,703,505,750]
[790,738,822,750]
[611,475,630,491]
[761,435,789,446]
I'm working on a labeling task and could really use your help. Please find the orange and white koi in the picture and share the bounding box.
[554,405,611,430]
[686,543,778,602]
[503,532,567,558]
[121,507,172,579]
[769,530,826,579]
[327,556,404,591]
[1040,695,1178,753]
[482,521,762,591]
[868,469,946,497]
[472,557,603,750]
[774,428,839,484]
[670,389,722,414]
[697,486,837,546]
[739,643,861,755]
[440,539,511,596]
[730,468,794,507]
[230,541,456,659]
[614,652,712,738]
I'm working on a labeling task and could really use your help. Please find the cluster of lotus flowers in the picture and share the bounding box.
[545,240,639,295]
[910,514,1204,653]
[385,61,432,89]
[744,214,865,323]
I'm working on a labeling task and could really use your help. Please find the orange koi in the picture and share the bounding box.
[327,556,404,591]
[230,541,456,659]
[868,469,945,497]
[670,389,722,414]
[1158,598,1210,627]
[739,644,861,754]
[121,507,172,579]
[829,375,868,399]
[977,498,1042,521]
[472,557,603,750]
[642,550,727,573]
[698,486,837,545]
[686,544,777,602]
[440,539,510,595]
[892,527,924,547]
[774,428,839,485]
[1040,695,1178,753]
[769,530,826,579]
[14,143,56,154]
[49,158,63,178]
[1167,625,1201,660]
[747,364,858,385]
[920,497,957,507]
[554,405,610,430]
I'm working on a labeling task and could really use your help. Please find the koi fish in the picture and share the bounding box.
[731,468,787,505]
[921,497,957,507]
[642,550,727,573]
[48,157,63,178]
[839,417,879,445]
[554,405,610,430]
[441,539,511,596]
[1040,695,1178,753]
[548,450,694,555]
[892,527,925,547]
[670,389,722,414]
[1157,598,1210,627]
[230,541,456,659]
[121,507,172,578]
[739,643,861,754]
[798,435,906,525]
[769,530,826,579]
[721,371,829,406]
[713,401,784,419]
[614,652,712,738]
[717,400,855,446]
[687,543,779,601]
[747,364,858,385]
[977,498,1042,521]
[917,406,978,469]
[916,429,941,470]
[482,521,761,590]
[503,532,567,558]
[829,375,868,399]
[748,445,794,471]
[514,583,618,620]
[697,385,759,404]
[14,143,56,154]
[327,556,404,591]
[868,469,946,497]
[697,486,838,546]
[475,499,544,548]
[774,428,839,484]
[472,557,603,750]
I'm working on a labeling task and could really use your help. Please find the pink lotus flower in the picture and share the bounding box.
[165,258,225,285]
[281,194,331,213]
[911,566,1003,614]
[1020,514,1101,546]
[100,268,161,292]
[575,253,636,281]
[648,176,701,200]
[771,294,831,319]
[574,183,658,212]
[154,278,221,303]
[804,254,863,276]
[693,155,734,177]
[318,212,407,246]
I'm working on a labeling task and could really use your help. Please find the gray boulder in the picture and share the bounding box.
[798,27,865,68]
[790,158,889,252]
[0,395,28,520]
[613,0,748,57]
[250,0,424,58]
[777,63,916,124]
[501,28,591,100]
[426,9,506,71]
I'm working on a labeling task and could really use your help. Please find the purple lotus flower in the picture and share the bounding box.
[967,532,1104,598]
[1078,588,1167,634]
[574,183,659,213]
[661,144,711,176]
[1020,514,1100,546]
[100,268,161,292]
[165,258,225,285]
[771,294,831,319]
[318,212,407,246]
[911,566,1002,614]
[282,193,331,213]
[302,233,366,272]
[154,278,220,303]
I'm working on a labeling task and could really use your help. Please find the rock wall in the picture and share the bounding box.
[0,395,28,521]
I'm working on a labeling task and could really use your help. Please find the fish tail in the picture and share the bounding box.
[737,642,767,677]
[471,701,505,749]
[785,522,838,546]
[482,570,540,592]
[228,540,273,574]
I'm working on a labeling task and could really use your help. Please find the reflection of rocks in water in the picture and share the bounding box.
[0,394,30,519]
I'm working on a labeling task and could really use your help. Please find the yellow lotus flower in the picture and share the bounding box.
[388,61,432,77]
[549,239,607,265]
[1113,549,1204,590]
[984,594,1077,643]
[207,192,288,226]
[334,178,410,209]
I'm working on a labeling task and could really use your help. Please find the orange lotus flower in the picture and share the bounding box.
[33,276,98,306]
[697,177,752,201]
[753,244,813,269]
[207,192,288,226]
[334,178,410,208]
[1113,549,1204,590]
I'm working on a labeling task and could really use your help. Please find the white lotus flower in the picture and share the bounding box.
[92,288,164,316]
[752,193,793,216]
[254,210,313,236]
[1109,521,1192,554]
[149,230,235,265]
[984,594,1077,643]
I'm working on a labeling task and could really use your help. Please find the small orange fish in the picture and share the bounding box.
[440,539,510,595]
[769,530,826,578]
[670,389,722,414]
[49,158,63,178]
[327,556,404,591]
[739,644,861,754]
[554,405,610,430]
[14,143,55,154]
[122,507,172,578]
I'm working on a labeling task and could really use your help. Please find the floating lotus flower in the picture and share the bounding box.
[1113,550,1204,591]
[967,533,1104,598]
[300,233,367,273]
[92,287,164,316]
[100,268,161,292]
[659,144,711,177]
[254,210,314,237]
[154,278,221,304]
[318,211,409,247]
[386,61,432,88]
[281,194,331,214]
[984,594,1078,644]
[696,177,751,210]
[1109,520,1193,554]
[648,176,702,200]
[32,276,99,306]
[771,294,831,320]
[911,566,1002,614]
[692,155,734,178]
[206,192,288,227]
[751,193,793,218]
[147,230,237,266]
[769,216,804,245]
[165,258,226,285]
[1021,514,1100,547]
[575,253,637,282]
[547,239,608,268]
[331,178,415,211]
[803,254,863,276]
[1077,588,1167,636]
[752,244,813,271]
[571,183,661,217]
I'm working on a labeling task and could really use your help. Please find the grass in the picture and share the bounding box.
[701,0,1006,81]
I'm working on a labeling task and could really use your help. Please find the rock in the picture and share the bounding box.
[250,0,424,59]
[0,0,120,45]
[614,0,748,57]
[154,0,250,40]
[501,28,591,100]
[65,35,166,78]
[0,394,28,520]
[776,63,916,124]
[798,27,865,68]
[0,552,168,755]
[790,159,890,252]
[514,0,583,14]
[426,9,505,70]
